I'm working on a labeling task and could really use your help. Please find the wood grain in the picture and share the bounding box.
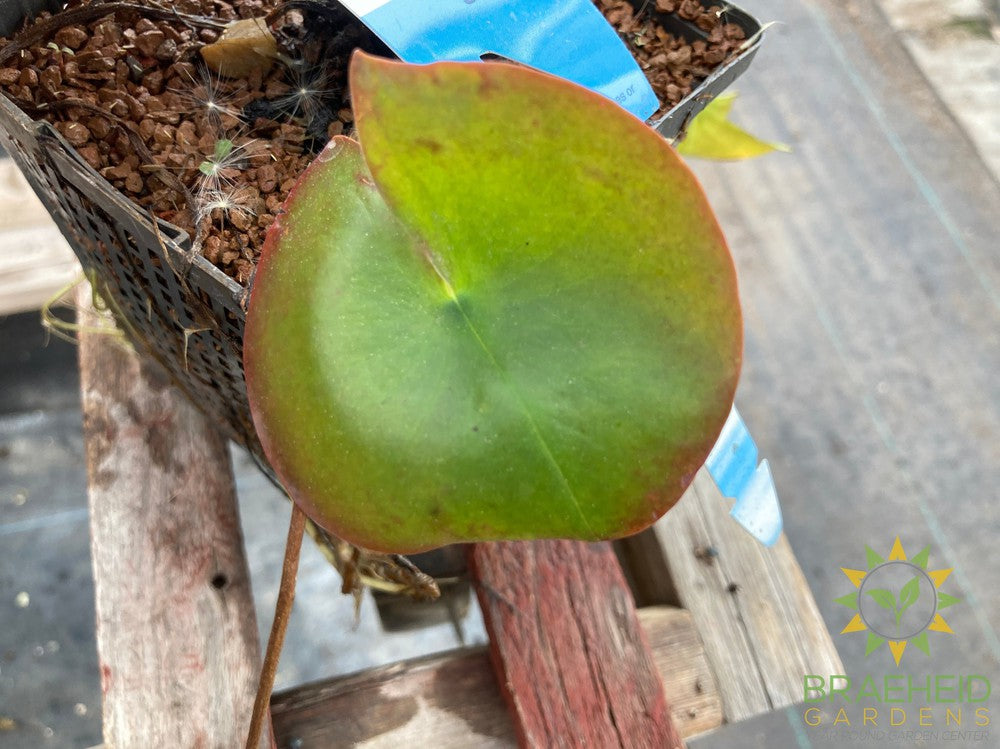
[77,289,268,748]
[645,467,844,722]
[270,606,721,747]
[637,607,722,738]
[272,648,514,749]
[0,159,80,315]
[469,540,684,749]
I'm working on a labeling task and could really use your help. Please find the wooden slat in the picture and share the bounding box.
[77,289,268,748]
[636,467,844,722]
[0,159,80,315]
[0,159,56,229]
[637,607,722,737]
[273,648,513,749]
[469,541,684,749]
[269,605,722,747]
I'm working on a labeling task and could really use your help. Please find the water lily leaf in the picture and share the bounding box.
[866,588,897,610]
[677,92,789,161]
[244,53,742,553]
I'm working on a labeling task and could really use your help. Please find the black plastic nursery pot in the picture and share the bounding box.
[641,1,762,139]
[1,0,262,456]
[0,0,762,552]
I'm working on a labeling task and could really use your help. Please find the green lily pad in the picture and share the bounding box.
[244,53,742,553]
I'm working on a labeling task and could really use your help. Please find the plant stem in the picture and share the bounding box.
[245,504,306,749]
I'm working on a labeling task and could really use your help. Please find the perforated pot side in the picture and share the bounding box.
[0,0,761,467]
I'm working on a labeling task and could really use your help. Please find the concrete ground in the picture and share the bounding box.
[2,0,999,746]
[689,0,1000,746]
[878,0,1000,181]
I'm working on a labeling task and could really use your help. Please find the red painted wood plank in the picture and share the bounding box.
[469,540,684,749]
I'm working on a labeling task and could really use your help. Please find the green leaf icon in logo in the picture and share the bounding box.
[866,589,896,610]
[867,576,922,635]
[836,539,960,666]
[897,575,921,626]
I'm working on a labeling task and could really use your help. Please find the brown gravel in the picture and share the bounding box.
[596,0,747,114]
[1,0,744,285]
[0,0,368,284]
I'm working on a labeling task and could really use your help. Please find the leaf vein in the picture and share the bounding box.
[441,280,596,537]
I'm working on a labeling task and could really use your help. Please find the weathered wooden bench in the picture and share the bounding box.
[0,160,80,317]
[76,289,842,748]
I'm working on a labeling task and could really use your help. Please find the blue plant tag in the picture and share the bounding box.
[338,0,660,121]
[705,407,783,547]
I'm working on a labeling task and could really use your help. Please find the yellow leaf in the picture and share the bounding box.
[677,92,789,161]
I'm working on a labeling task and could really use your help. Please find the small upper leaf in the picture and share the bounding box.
[214,138,234,161]
[244,53,742,552]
